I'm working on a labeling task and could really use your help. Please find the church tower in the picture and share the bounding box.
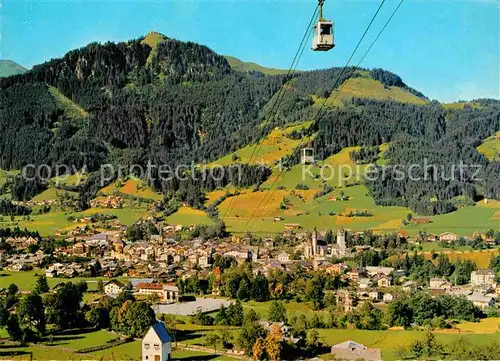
[312,227,318,255]
[337,228,346,255]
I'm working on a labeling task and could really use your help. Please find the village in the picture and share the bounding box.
[2,225,499,308]
[0,215,498,361]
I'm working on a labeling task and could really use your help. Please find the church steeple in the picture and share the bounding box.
[312,227,318,255]
[337,228,346,252]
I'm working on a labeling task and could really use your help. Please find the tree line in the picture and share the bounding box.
[0,276,156,344]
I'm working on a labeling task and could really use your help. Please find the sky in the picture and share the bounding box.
[1,0,499,102]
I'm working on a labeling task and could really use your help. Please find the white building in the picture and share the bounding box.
[142,322,172,361]
[365,266,394,277]
[330,229,347,257]
[163,284,180,303]
[358,278,371,289]
[198,255,212,268]
[104,280,124,297]
[438,232,458,242]
[471,269,496,287]
[466,292,495,309]
[331,340,382,361]
[383,293,394,303]
[137,283,164,299]
[429,277,452,290]
[277,252,290,263]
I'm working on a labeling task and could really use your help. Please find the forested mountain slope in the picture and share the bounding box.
[0,32,498,216]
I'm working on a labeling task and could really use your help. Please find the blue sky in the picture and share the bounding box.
[1,0,498,102]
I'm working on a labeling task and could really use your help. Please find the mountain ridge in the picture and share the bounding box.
[0,33,498,218]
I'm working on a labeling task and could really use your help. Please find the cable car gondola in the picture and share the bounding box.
[312,0,335,51]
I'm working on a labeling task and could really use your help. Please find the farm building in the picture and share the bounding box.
[471,269,496,286]
[142,321,172,361]
[439,232,458,242]
[330,340,382,361]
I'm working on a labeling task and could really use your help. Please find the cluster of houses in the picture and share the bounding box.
[3,236,38,250]
[2,226,498,361]
[426,269,498,308]
[102,279,180,303]
[424,231,497,246]
[89,195,125,209]
[1,227,499,315]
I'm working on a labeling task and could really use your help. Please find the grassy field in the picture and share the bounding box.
[219,182,499,237]
[209,122,312,167]
[313,77,427,107]
[316,328,500,361]
[205,189,231,206]
[242,300,328,320]
[442,101,483,111]
[48,86,88,119]
[100,178,162,201]
[50,172,87,187]
[0,325,242,360]
[31,187,78,202]
[165,206,215,227]
[0,337,237,361]
[261,146,370,190]
[477,130,500,161]
[454,317,500,333]
[0,207,148,236]
[0,270,121,292]
[225,55,287,75]
[141,31,168,48]
[419,248,499,269]
[0,169,18,187]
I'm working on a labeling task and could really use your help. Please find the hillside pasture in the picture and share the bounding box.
[99,178,162,201]
[400,200,500,237]
[225,55,288,75]
[31,187,78,202]
[50,172,87,187]
[221,183,499,237]
[165,206,214,227]
[48,86,88,119]
[0,169,18,187]
[1,207,147,236]
[313,77,427,108]
[477,130,500,161]
[420,249,499,269]
[209,122,312,167]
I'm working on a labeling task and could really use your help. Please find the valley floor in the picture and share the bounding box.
[0,317,498,361]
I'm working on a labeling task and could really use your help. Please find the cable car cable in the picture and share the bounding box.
[314,0,387,122]
[222,3,320,220]
[243,0,393,233]
[315,0,405,123]
[358,0,404,66]
[222,5,319,218]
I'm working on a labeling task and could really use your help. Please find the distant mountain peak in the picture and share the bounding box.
[0,60,27,78]
[141,31,169,49]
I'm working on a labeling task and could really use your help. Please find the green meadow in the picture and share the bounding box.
[477,130,500,161]
[0,270,122,292]
[316,328,500,361]
[31,187,78,202]
[0,207,148,236]
[218,183,499,237]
